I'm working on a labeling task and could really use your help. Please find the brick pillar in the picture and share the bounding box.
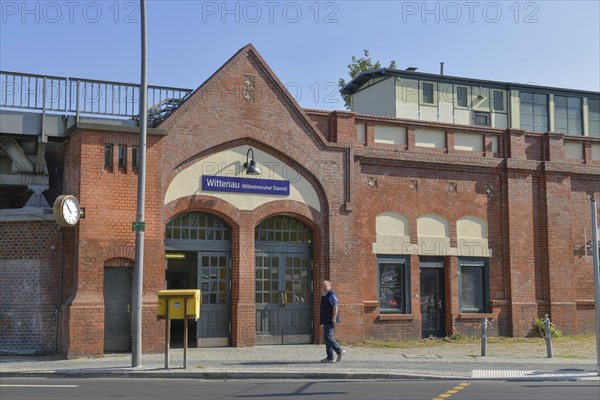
[545,132,565,161]
[446,130,455,154]
[445,256,460,335]
[505,169,539,336]
[231,214,255,346]
[407,127,416,150]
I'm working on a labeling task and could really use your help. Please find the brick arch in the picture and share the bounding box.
[251,200,324,229]
[449,205,488,222]
[163,194,241,230]
[100,244,136,266]
[104,257,134,267]
[162,137,331,220]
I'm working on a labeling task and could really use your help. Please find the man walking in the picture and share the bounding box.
[320,280,345,363]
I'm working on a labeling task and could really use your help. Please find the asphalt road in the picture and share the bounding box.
[0,378,599,400]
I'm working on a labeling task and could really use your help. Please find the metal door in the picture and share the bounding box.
[420,258,446,338]
[197,252,230,346]
[255,249,312,344]
[103,268,132,352]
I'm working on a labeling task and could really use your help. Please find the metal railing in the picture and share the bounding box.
[0,71,192,122]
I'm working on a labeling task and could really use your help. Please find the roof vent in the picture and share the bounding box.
[405,67,418,71]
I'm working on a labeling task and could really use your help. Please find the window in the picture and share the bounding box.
[456,86,468,108]
[588,99,600,137]
[118,145,127,168]
[104,144,113,167]
[377,255,411,314]
[459,258,489,313]
[555,95,582,135]
[422,82,434,104]
[474,112,490,126]
[520,92,548,132]
[132,146,139,169]
[492,90,504,112]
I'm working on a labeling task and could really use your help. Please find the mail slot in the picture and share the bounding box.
[157,289,201,320]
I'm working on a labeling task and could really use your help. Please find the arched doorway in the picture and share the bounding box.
[255,215,313,344]
[165,212,231,347]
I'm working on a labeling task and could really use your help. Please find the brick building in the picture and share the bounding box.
[1,44,599,356]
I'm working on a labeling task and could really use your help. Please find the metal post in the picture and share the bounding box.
[164,299,170,369]
[184,298,188,369]
[544,314,553,358]
[481,317,488,356]
[132,0,148,368]
[590,198,600,376]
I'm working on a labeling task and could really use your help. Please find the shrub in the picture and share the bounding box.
[531,317,562,338]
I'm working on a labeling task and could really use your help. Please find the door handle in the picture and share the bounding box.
[280,291,287,306]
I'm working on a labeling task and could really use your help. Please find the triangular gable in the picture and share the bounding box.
[157,44,330,149]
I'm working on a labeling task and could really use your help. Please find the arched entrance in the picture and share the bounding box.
[255,215,313,344]
[165,212,231,347]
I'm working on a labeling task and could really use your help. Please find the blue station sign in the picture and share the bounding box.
[202,175,290,196]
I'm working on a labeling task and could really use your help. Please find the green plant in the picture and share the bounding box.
[531,317,562,338]
[444,333,466,342]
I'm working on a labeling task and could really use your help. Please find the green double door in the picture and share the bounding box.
[255,246,313,344]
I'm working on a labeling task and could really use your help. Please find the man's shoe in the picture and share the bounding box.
[320,357,336,363]
[336,350,346,362]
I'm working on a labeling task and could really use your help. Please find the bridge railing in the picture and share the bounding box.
[0,71,192,121]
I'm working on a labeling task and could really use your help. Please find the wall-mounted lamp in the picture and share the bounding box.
[165,253,186,260]
[243,148,261,176]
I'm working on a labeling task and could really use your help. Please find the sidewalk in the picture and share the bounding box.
[2,340,599,381]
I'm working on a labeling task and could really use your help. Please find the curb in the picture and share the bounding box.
[0,370,464,381]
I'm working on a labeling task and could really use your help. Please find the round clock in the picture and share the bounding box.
[53,195,81,227]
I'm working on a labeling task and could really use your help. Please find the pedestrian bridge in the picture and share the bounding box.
[0,70,192,219]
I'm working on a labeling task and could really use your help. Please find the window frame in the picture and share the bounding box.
[421,82,435,105]
[492,89,505,112]
[376,255,411,314]
[104,144,113,168]
[455,86,468,108]
[588,98,600,137]
[519,91,548,133]
[132,146,139,169]
[118,144,127,169]
[458,257,490,313]
[554,95,582,135]
[473,111,490,126]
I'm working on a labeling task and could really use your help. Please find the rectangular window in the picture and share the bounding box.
[132,146,139,169]
[118,145,127,168]
[492,90,504,112]
[104,144,113,167]
[377,255,411,314]
[554,95,582,135]
[474,112,490,126]
[519,92,548,132]
[422,82,434,104]
[459,258,489,313]
[456,86,468,108]
[587,99,600,137]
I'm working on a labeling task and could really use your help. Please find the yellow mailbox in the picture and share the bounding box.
[157,289,201,320]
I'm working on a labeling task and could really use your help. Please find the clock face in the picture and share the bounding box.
[53,195,81,227]
[62,197,80,225]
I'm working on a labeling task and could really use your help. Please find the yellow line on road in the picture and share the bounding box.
[432,382,471,400]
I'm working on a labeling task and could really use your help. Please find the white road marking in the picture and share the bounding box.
[0,384,79,388]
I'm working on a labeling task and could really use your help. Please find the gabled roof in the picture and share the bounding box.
[156,44,333,149]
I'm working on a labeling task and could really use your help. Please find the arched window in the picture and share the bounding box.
[165,212,230,241]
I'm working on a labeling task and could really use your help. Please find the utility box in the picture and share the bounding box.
[157,289,201,320]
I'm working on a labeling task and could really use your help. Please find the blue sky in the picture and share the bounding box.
[1,0,599,110]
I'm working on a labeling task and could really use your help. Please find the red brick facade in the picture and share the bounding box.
[2,45,598,356]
